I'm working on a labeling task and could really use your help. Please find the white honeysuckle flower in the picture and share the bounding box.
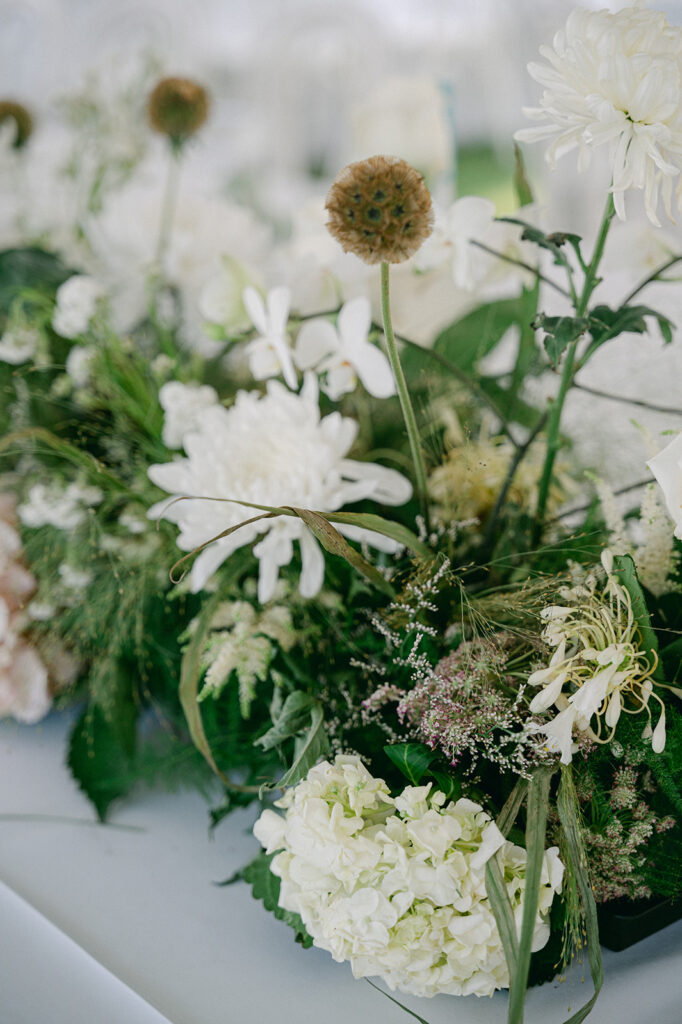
[52,275,105,339]
[648,431,682,539]
[254,756,563,998]
[243,285,297,390]
[158,381,219,450]
[515,6,682,225]
[294,297,395,401]
[0,326,41,365]
[148,373,411,603]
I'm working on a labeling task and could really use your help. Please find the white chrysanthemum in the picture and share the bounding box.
[254,756,563,999]
[158,381,219,450]
[148,374,411,602]
[515,6,682,224]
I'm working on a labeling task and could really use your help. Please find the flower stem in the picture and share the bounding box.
[532,194,615,544]
[155,146,182,269]
[380,261,430,528]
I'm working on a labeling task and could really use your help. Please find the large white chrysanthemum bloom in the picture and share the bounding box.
[515,5,682,225]
[148,374,411,602]
[254,756,563,999]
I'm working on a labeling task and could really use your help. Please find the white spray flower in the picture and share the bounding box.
[294,297,395,400]
[0,326,42,365]
[515,6,682,224]
[19,481,103,531]
[148,374,411,602]
[648,431,682,539]
[53,276,105,339]
[243,286,297,390]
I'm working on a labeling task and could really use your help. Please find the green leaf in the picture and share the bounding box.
[557,767,604,1024]
[67,705,133,821]
[242,852,313,948]
[427,769,461,802]
[0,428,131,494]
[589,303,674,346]
[255,691,315,751]
[614,553,663,681]
[513,144,534,208]
[486,856,519,976]
[320,510,431,561]
[661,635,682,682]
[0,247,71,313]
[506,766,553,1024]
[433,298,525,373]
[277,703,328,789]
[532,313,589,369]
[384,742,435,785]
[291,507,395,598]
[498,219,580,272]
[179,592,227,779]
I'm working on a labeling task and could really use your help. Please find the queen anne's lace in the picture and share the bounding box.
[254,756,563,999]
[516,6,682,225]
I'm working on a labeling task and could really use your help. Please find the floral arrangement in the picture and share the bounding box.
[2,4,682,1022]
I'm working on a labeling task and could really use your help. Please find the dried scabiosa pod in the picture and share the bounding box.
[325,155,434,265]
[147,77,210,149]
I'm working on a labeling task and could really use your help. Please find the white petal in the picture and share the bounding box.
[243,286,268,334]
[294,320,338,371]
[298,529,325,598]
[652,707,666,753]
[189,542,233,593]
[337,296,371,347]
[350,342,396,399]
[267,286,292,334]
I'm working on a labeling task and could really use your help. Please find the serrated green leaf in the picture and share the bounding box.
[243,852,313,947]
[255,691,315,751]
[384,742,435,785]
[532,314,589,369]
[67,705,133,821]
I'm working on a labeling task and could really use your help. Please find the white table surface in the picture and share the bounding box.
[1,712,680,1024]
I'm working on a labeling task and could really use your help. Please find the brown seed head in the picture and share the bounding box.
[325,155,434,265]
[147,77,210,147]
[0,101,33,149]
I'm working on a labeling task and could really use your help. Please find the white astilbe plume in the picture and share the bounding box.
[636,485,679,597]
[515,5,682,224]
[148,374,411,603]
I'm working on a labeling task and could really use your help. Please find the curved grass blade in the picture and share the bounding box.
[0,427,131,493]
[557,767,604,1024]
[291,507,395,597]
[485,778,530,978]
[365,978,432,1024]
[507,766,553,1024]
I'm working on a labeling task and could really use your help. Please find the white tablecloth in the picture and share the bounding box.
[1,712,680,1024]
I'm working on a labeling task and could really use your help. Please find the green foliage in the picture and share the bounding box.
[0,247,71,314]
[241,852,313,948]
[532,313,589,369]
[67,704,134,821]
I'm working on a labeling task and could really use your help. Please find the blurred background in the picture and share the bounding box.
[2,0,682,489]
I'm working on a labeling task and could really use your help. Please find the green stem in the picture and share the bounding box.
[532,194,615,545]
[155,146,182,269]
[380,261,430,529]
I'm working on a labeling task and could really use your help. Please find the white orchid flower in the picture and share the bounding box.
[243,285,297,390]
[294,297,395,401]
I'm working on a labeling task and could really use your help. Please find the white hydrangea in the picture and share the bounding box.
[158,381,219,450]
[254,756,563,999]
[19,481,103,531]
[148,374,411,602]
[515,5,682,224]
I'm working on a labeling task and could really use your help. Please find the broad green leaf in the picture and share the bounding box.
[384,742,436,785]
[255,691,315,751]
[589,303,674,346]
[661,635,682,682]
[433,298,526,373]
[276,703,329,790]
[557,767,604,1024]
[67,705,133,822]
[428,769,461,802]
[0,247,71,313]
[507,766,553,1024]
[242,852,313,948]
[614,553,663,681]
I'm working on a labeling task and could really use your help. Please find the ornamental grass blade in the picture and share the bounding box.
[321,510,431,561]
[0,427,130,493]
[507,766,553,1024]
[485,780,528,982]
[290,507,395,597]
[365,978,433,1024]
[557,767,604,1024]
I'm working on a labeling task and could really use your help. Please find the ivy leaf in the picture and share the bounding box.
[532,313,589,369]
[67,704,134,821]
[254,691,315,751]
[384,742,435,785]
[242,852,313,948]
